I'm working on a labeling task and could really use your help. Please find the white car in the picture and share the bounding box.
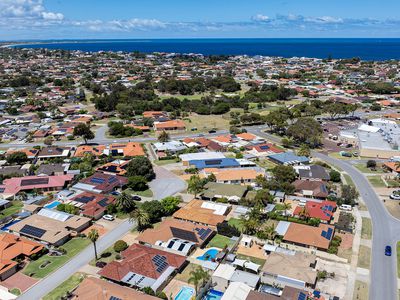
[390,191,400,200]
[102,214,115,221]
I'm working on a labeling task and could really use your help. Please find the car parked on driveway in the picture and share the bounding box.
[390,190,400,200]
[102,214,115,221]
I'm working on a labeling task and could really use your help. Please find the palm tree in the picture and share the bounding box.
[129,208,150,231]
[298,206,310,221]
[188,266,210,296]
[158,130,170,143]
[263,224,276,241]
[88,229,99,260]
[116,192,135,213]
[280,202,292,220]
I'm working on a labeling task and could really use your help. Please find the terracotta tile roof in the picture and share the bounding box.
[293,200,337,222]
[283,223,334,250]
[136,218,214,246]
[6,148,39,159]
[0,233,44,264]
[98,243,186,281]
[154,119,186,130]
[73,277,159,300]
[212,135,232,144]
[293,180,329,198]
[384,161,400,172]
[109,142,145,157]
[236,132,257,141]
[172,200,226,226]
[79,172,128,194]
[212,169,261,182]
[143,111,166,118]
[70,192,116,218]
[74,145,106,157]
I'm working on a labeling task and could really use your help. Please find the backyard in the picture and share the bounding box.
[0,201,23,218]
[207,234,234,249]
[23,237,91,278]
[236,254,266,266]
[175,263,211,283]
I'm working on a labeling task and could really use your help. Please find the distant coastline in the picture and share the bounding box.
[5,38,400,61]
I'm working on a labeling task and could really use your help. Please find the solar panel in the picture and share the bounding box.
[205,159,222,166]
[326,228,333,240]
[111,150,119,156]
[109,297,122,300]
[98,198,109,207]
[21,178,50,186]
[200,228,212,240]
[108,176,117,183]
[171,227,198,242]
[321,231,327,238]
[152,254,169,273]
[20,224,46,238]
[260,145,269,150]
[76,196,95,204]
[91,177,105,184]
[297,292,307,300]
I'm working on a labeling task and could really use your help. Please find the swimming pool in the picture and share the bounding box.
[1,219,21,231]
[175,286,195,300]
[197,249,219,261]
[204,289,223,300]
[44,201,61,209]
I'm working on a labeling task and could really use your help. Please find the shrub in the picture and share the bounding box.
[113,240,128,253]
[101,252,112,258]
[329,170,341,182]
[217,221,240,237]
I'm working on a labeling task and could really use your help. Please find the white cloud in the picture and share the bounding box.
[42,12,64,21]
[305,16,343,24]
[252,14,270,22]
[0,0,64,21]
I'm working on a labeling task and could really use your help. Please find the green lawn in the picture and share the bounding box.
[207,234,232,249]
[361,217,372,240]
[154,159,178,166]
[397,242,400,278]
[368,175,386,188]
[0,201,23,218]
[43,273,85,300]
[183,114,230,132]
[354,163,384,174]
[89,245,119,266]
[23,238,91,278]
[236,254,266,267]
[357,245,371,269]
[125,188,153,198]
[343,174,355,187]
[256,159,277,170]
[228,218,244,232]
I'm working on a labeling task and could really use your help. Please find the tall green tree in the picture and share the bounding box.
[130,207,151,231]
[188,266,210,296]
[158,130,170,143]
[116,192,136,213]
[88,229,99,260]
[73,123,95,144]
[187,175,204,198]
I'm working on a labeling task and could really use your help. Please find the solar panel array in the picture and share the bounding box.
[76,195,95,204]
[20,224,46,238]
[90,177,105,184]
[204,159,222,166]
[108,176,117,183]
[98,198,109,207]
[171,227,197,242]
[196,227,212,240]
[321,227,334,240]
[152,254,169,273]
[109,297,122,300]
[21,178,50,186]
[297,292,307,300]
[260,145,270,150]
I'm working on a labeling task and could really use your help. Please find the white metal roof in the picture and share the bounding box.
[221,282,251,300]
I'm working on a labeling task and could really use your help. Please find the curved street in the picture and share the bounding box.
[247,125,400,300]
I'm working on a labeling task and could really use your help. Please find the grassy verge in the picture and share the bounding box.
[368,175,386,188]
[125,188,153,198]
[236,254,266,266]
[43,273,85,300]
[397,242,400,278]
[154,159,178,166]
[354,164,384,174]
[357,245,371,269]
[23,238,90,278]
[361,217,372,240]
[207,234,232,249]
[353,280,369,300]
[89,245,119,266]
[343,174,355,187]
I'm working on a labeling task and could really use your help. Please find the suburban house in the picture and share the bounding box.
[172,200,229,227]
[182,138,223,152]
[268,152,310,166]
[154,120,186,132]
[98,243,186,293]
[0,233,44,281]
[72,172,128,194]
[293,200,337,223]
[180,152,226,167]
[74,145,106,157]
[261,252,317,289]
[279,222,335,251]
[72,277,159,300]
[37,146,71,161]
[96,159,130,176]
[212,263,260,292]
[69,192,116,220]
[295,165,330,181]
[143,111,168,120]
[135,218,215,255]
[6,148,39,160]
[152,141,187,158]
[9,209,91,246]
[293,180,329,199]
[0,174,74,199]
[246,143,284,158]
[205,168,265,185]
[200,182,248,203]
[74,142,144,158]
[36,163,70,176]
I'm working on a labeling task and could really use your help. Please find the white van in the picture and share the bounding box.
[340,204,352,211]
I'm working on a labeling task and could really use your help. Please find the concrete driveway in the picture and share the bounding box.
[149,166,187,200]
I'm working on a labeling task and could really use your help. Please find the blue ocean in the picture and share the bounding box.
[12,38,400,61]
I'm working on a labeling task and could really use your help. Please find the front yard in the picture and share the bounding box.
[23,237,91,279]
[43,273,85,300]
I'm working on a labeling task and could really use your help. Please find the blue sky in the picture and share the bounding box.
[1,0,400,40]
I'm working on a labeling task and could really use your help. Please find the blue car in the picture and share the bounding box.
[385,246,392,256]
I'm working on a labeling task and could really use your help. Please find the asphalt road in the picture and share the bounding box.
[247,125,400,300]
[149,166,187,200]
[18,219,135,300]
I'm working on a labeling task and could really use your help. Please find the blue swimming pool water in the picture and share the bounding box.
[197,249,219,261]
[175,286,195,300]
[204,289,223,300]
[1,219,21,231]
[44,201,61,209]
